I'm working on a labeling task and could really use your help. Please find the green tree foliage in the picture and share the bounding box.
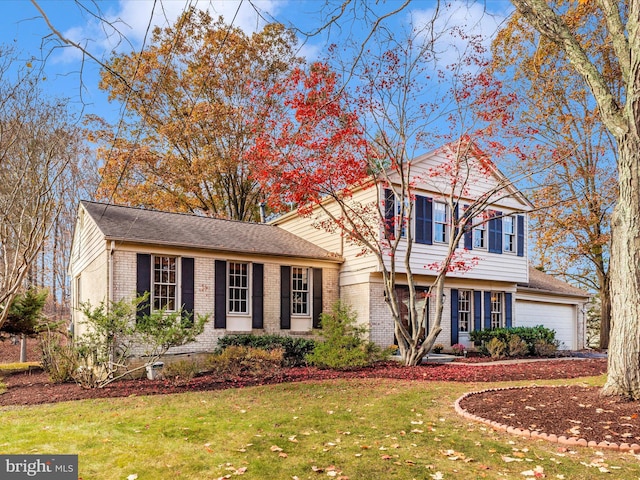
[1,288,48,336]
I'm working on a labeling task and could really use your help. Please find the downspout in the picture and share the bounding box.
[108,240,115,375]
[108,240,115,303]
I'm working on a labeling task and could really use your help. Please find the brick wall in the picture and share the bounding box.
[111,251,340,356]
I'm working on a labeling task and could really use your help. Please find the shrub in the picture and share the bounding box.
[217,334,315,367]
[38,327,78,383]
[451,343,466,356]
[470,326,558,356]
[163,359,201,385]
[205,346,283,379]
[534,339,559,357]
[73,295,207,388]
[507,335,528,357]
[306,301,388,370]
[432,344,444,354]
[486,337,507,359]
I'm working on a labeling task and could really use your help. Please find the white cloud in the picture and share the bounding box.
[54,0,287,63]
[411,0,513,68]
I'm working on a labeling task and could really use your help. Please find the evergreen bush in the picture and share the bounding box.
[305,301,389,370]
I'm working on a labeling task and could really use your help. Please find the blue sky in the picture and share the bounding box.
[0,0,514,125]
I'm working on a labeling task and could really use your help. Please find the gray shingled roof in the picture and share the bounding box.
[81,201,342,262]
[518,267,590,298]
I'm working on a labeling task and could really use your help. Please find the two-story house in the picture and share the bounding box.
[270,144,588,350]
[69,146,589,355]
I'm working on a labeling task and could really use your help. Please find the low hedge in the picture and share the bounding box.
[217,334,316,367]
[469,325,558,356]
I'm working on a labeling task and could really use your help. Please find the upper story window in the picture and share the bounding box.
[228,262,249,314]
[153,255,177,311]
[291,267,310,316]
[433,201,449,243]
[473,215,486,249]
[503,216,516,253]
[458,289,472,332]
[490,292,503,329]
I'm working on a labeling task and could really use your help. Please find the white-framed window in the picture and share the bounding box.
[503,216,516,253]
[458,290,472,332]
[473,215,486,249]
[228,262,249,314]
[153,255,177,311]
[433,201,449,243]
[490,292,503,329]
[291,267,310,316]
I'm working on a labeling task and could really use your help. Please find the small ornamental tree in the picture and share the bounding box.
[251,25,531,366]
[75,295,206,388]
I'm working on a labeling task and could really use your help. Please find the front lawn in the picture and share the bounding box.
[2,375,638,479]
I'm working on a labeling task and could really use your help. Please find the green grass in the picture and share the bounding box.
[0,361,40,373]
[1,374,638,479]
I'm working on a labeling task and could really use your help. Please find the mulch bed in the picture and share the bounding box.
[1,358,606,407]
[459,384,640,446]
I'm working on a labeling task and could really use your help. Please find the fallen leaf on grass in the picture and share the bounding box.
[502,456,523,463]
[270,445,283,452]
[520,466,545,477]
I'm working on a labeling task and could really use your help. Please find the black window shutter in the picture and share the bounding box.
[136,253,151,319]
[484,291,492,330]
[252,263,264,329]
[384,189,395,239]
[473,291,482,331]
[488,210,503,254]
[505,292,513,328]
[312,268,323,328]
[452,203,459,240]
[450,289,459,345]
[181,257,195,326]
[415,195,433,245]
[280,266,291,329]
[517,215,525,257]
[214,260,227,329]
[463,205,473,250]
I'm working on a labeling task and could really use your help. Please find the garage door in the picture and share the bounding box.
[515,301,576,350]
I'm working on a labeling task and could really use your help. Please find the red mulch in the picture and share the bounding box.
[459,384,640,445]
[0,358,607,407]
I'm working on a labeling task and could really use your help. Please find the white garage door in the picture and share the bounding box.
[515,301,576,350]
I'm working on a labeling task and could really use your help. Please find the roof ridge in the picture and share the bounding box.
[80,199,269,227]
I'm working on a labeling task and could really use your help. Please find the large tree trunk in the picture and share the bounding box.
[601,135,640,398]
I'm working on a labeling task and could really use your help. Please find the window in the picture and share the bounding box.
[291,267,310,316]
[228,262,249,314]
[490,292,503,329]
[153,256,177,311]
[433,201,449,243]
[473,216,486,249]
[458,290,471,332]
[503,216,516,253]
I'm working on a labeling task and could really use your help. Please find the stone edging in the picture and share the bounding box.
[454,385,640,453]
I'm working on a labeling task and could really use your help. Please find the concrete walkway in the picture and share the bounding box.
[422,351,607,366]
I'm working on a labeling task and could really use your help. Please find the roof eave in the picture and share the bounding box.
[103,236,344,264]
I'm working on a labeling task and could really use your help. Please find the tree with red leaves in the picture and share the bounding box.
[252,25,531,366]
